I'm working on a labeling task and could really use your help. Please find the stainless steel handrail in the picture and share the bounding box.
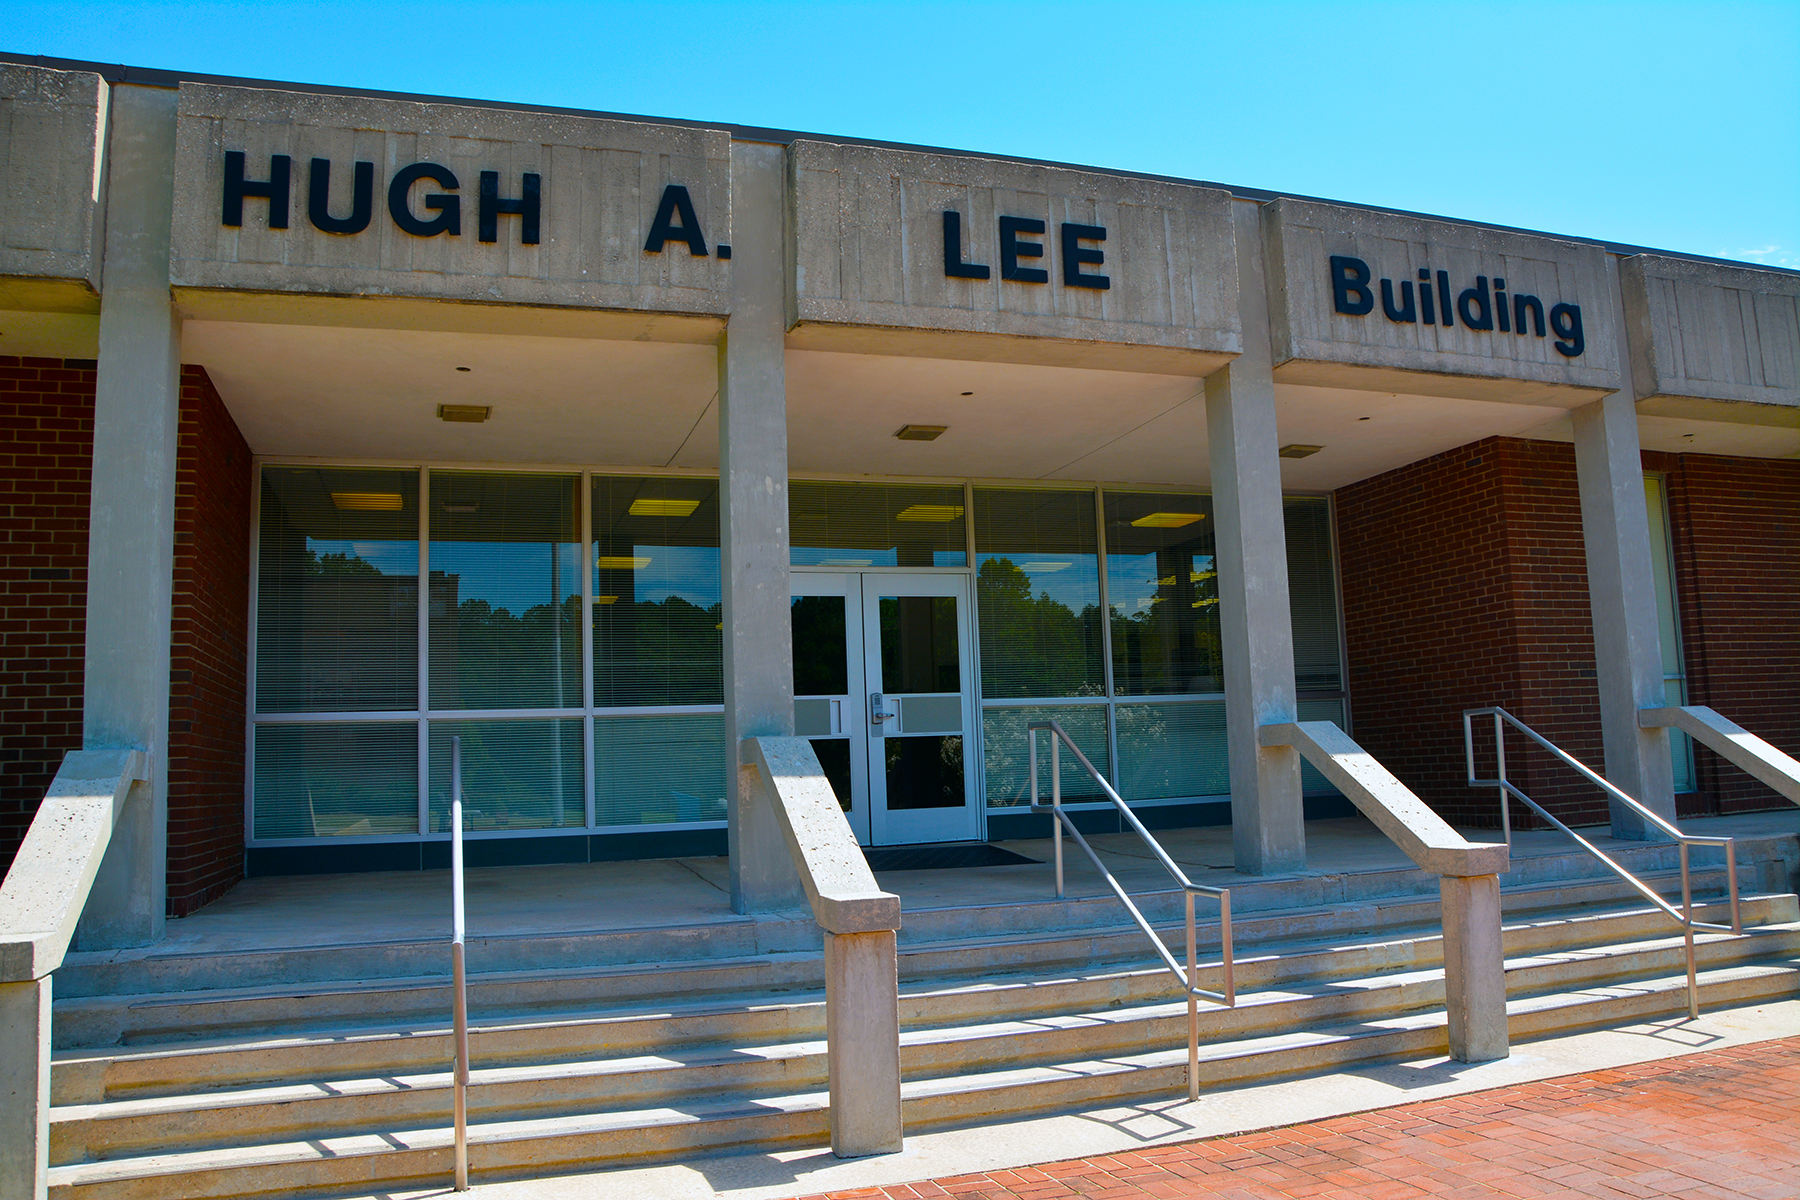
[1027,719,1234,1103]
[450,737,470,1192]
[1463,706,1742,1020]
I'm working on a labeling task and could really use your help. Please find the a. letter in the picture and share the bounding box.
[644,183,709,255]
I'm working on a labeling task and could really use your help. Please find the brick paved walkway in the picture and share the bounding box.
[785,1038,1800,1200]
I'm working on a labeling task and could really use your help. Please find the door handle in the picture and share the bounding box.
[869,692,885,726]
[869,692,899,729]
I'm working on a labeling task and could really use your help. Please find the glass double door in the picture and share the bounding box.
[791,572,980,845]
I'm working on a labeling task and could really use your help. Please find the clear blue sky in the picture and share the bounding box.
[9,1,1797,267]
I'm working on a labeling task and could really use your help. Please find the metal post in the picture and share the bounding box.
[1726,841,1741,934]
[1495,713,1510,845]
[1052,736,1064,900]
[1680,840,1698,1021]
[1185,889,1198,1103]
[451,737,470,1192]
[1219,889,1235,1005]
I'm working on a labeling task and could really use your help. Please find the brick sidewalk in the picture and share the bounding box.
[785,1038,1800,1200]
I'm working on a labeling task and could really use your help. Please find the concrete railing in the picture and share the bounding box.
[1259,721,1510,1063]
[1641,706,1800,806]
[0,747,153,1200]
[743,737,903,1158]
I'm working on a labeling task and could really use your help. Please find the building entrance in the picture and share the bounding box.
[790,571,980,845]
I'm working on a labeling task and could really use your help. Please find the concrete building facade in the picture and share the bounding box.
[1,55,1796,919]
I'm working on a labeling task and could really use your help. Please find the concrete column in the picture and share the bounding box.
[76,84,180,949]
[1571,388,1674,837]
[824,929,903,1157]
[1440,874,1508,1062]
[721,140,802,913]
[0,977,52,1200]
[1206,201,1304,875]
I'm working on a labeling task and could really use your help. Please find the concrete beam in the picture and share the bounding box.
[78,83,180,949]
[1572,386,1674,838]
[721,140,803,914]
[1208,202,1303,875]
[824,930,904,1158]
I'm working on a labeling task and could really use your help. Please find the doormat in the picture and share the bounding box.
[862,844,1042,872]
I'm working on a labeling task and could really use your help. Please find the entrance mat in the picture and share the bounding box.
[863,843,1042,872]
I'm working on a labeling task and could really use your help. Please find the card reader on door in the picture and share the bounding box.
[868,692,900,730]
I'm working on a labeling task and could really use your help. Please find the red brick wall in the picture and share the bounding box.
[1339,436,1799,830]
[1659,453,1800,817]
[0,356,95,861]
[0,358,252,916]
[167,366,251,916]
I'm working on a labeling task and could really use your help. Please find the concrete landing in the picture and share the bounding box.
[96,811,1798,960]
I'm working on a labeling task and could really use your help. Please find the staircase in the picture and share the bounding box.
[45,840,1800,1200]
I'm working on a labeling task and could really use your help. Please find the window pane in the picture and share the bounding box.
[791,480,967,567]
[981,703,1110,807]
[879,595,960,693]
[792,595,849,696]
[430,472,580,711]
[974,489,1104,699]
[1297,697,1346,796]
[1116,701,1228,800]
[253,722,417,839]
[429,718,583,832]
[256,467,419,713]
[592,476,723,707]
[593,712,727,826]
[1104,492,1221,696]
[1286,497,1343,693]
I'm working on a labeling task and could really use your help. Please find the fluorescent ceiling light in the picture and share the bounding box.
[593,595,619,605]
[1278,444,1323,459]
[629,498,701,518]
[893,424,947,441]
[330,492,403,511]
[596,555,652,570]
[1021,561,1071,573]
[1131,512,1203,528]
[895,504,964,522]
[819,559,874,567]
[437,404,492,423]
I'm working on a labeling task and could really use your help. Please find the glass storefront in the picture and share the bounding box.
[249,467,1347,845]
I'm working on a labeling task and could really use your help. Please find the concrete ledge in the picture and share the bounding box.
[1640,706,1800,805]
[0,749,151,982]
[1259,722,1508,877]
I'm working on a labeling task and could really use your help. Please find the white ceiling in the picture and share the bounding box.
[181,320,1798,489]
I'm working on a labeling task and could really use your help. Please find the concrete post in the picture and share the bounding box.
[0,977,52,1200]
[823,929,904,1157]
[1439,874,1509,1062]
[1206,201,1304,875]
[721,141,803,913]
[76,84,180,949]
[1571,388,1674,837]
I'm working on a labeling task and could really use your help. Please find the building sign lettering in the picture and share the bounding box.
[942,209,1110,290]
[1328,254,1584,358]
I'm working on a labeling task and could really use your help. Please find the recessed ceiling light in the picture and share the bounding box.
[330,492,403,511]
[1278,444,1324,459]
[1131,512,1203,528]
[894,424,947,441]
[629,498,701,518]
[960,391,973,397]
[596,555,653,570]
[455,366,472,373]
[895,504,964,522]
[438,404,491,423]
[1358,416,1371,421]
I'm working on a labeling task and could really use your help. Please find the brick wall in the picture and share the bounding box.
[0,356,94,860]
[1659,453,1800,818]
[167,366,252,916]
[0,357,252,916]
[1339,436,1799,830]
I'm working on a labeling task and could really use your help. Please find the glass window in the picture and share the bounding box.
[981,704,1110,807]
[1285,497,1343,694]
[256,467,419,713]
[253,722,417,839]
[1104,492,1221,696]
[791,480,967,567]
[428,718,584,832]
[593,712,727,826]
[429,472,581,711]
[1644,475,1695,792]
[592,476,722,707]
[1116,700,1227,801]
[974,489,1104,699]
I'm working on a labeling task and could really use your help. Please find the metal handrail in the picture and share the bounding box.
[1463,706,1741,1020]
[1027,719,1234,1104]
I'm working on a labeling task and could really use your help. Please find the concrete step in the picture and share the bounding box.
[47,917,1800,1167]
[52,892,1777,1105]
[48,864,1755,1052]
[46,957,1800,1200]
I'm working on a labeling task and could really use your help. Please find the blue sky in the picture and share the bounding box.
[8,1,1797,267]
